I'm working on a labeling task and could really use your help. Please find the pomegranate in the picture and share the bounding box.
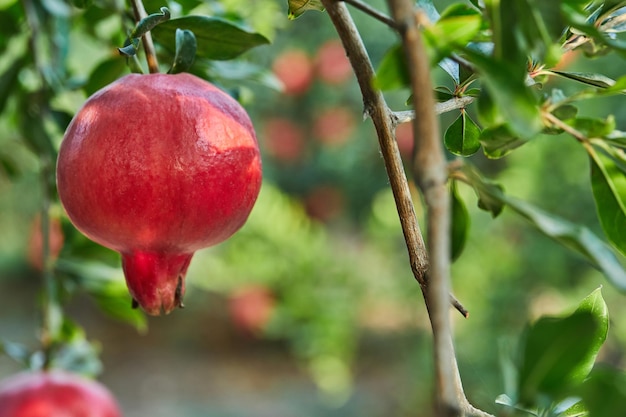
[0,371,121,417]
[56,73,262,315]
[27,214,64,271]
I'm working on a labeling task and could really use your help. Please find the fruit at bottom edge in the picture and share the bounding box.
[0,371,121,417]
[56,73,262,315]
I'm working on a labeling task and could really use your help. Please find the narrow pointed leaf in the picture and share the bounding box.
[480,124,527,158]
[151,16,269,60]
[588,145,626,257]
[131,7,170,38]
[548,70,616,88]
[450,181,470,261]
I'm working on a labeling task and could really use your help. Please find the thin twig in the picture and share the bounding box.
[341,0,398,29]
[544,112,587,142]
[394,96,476,124]
[130,0,159,73]
[387,2,492,416]
[318,0,468,318]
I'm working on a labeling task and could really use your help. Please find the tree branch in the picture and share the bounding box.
[341,0,398,29]
[386,1,493,416]
[318,0,469,318]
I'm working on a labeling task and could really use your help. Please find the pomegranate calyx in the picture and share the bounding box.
[122,251,193,316]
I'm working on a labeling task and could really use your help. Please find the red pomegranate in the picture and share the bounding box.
[57,73,262,315]
[0,371,121,417]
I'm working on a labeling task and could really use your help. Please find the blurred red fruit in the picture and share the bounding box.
[315,40,352,85]
[272,49,314,95]
[228,285,275,335]
[262,118,307,163]
[27,214,64,271]
[304,185,345,222]
[0,371,122,417]
[313,107,356,146]
[395,123,414,159]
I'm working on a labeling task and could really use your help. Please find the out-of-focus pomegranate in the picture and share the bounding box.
[315,40,352,85]
[228,285,275,335]
[56,73,262,315]
[27,214,64,271]
[272,49,314,95]
[0,371,121,417]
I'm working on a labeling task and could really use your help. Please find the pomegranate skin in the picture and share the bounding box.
[57,73,262,315]
[0,371,121,417]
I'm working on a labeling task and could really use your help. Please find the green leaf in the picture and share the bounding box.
[56,260,147,332]
[83,56,127,96]
[548,71,616,88]
[560,400,588,417]
[0,53,26,115]
[130,6,170,39]
[461,164,626,289]
[287,0,325,19]
[581,367,626,417]
[0,340,31,366]
[461,164,505,217]
[168,29,197,74]
[423,4,482,61]
[374,44,408,91]
[450,181,469,261]
[51,318,103,377]
[464,49,542,139]
[151,16,270,60]
[518,289,608,404]
[569,116,616,139]
[479,124,527,158]
[588,144,626,257]
[444,111,481,156]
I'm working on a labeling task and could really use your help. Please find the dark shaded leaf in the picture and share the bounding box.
[84,56,127,96]
[168,29,197,74]
[588,144,626,257]
[287,0,324,19]
[479,124,527,158]
[0,54,26,115]
[581,367,626,417]
[569,116,616,138]
[461,164,505,217]
[151,16,269,60]
[552,104,578,121]
[450,181,469,261]
[518,289,607,404]
[445,111,481,156]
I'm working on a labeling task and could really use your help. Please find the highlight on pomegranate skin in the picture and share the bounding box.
[0,371,122,417]
[56,73,263,315]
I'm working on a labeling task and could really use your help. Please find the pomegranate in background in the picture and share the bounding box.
[228,285,275,335]
[315,40,352,85]
[262,117,307,163]
[272,49,314,95]
[27,214,64,271]
[0,371,121,417]
[56,73,262,315]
